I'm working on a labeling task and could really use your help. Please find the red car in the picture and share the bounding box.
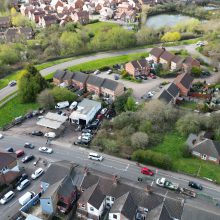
[15,150,25,158]
[141,167,154,176]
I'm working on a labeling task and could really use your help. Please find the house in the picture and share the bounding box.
[109,192,137,220]
[62,70,75,86]
[158,83,180,104]
[187,135,220,164]
[174,73,194,96]
[159,50,175,69]
[0,17,11,30]
[69,99,101,125]
[72,72,89,89]
[149,47,165,63]
[53,69,67,85]
[86,75,104,95]
[39,14,58,28]
[0,152,20,185]
[171,55,184,71]
[77,183,106,220]
[40,161,76,215]
[71,11,89,25]
[4,28,19,42]
[125,59,150,77]
[19,27,34,40]
[183,56,200,73]
[100,7,114,19]
[101,78,124,100]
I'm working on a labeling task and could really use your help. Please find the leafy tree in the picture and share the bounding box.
[11,8,34,27]
[191,66,202,77]
[131,132,149,149]
[51,87,77,102]
[174,19,200,33]
[139,120,152,133]
[0,44,21,65]
[114,92,131,113]
[125,97,136,111]
[18,65,48,103]
[136,27,158,45]
[161,32,181,42]
[37,89,55,109]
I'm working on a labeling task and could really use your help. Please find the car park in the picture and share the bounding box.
[88,152,104,161]
[31,168,44,180]
[39,146,53,154]
[188,181,203,190]
[24,143,35,149]
[8,80,17,87]
[15,150,25,158]
[31,131,43,136]
[0,191,15,204]
[17,179,30,191]
[5,147,14,152]
[44,132,56,138]
[141,167,154,176]
[22,155,35,163]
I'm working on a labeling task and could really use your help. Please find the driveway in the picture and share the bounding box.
[0,44,218,101]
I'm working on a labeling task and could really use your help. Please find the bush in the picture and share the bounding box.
[131,132,149,149]
[99,66,110,71]
[132,150,173,170]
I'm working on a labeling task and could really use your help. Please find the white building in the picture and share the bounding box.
[69,99,101,125]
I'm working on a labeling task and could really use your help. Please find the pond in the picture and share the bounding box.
[146,14,195,29]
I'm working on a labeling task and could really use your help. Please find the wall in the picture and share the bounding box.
[87,200,105,219]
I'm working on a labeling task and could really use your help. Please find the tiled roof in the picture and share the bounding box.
[0,152,17,170]
[172,55,184,64]
[72,72,88,83]
[87,75,104,87]
[149,47,164,58]
[54,69,66,80]
[183,56,200,66]
[167,83,179,98]
[63,70,74,80]
[174,73,194,90]
[101,78,122,91]
[158,90,173,104]
[160,51,175,62]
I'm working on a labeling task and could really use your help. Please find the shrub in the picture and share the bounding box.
[99,66,110,71]
[131,132,149,149]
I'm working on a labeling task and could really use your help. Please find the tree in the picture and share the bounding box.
[0,44,21,65]
[176,113,202,136]
[37,89,55,109]
[114,92,131,113]
[191,66,202,77]
[125,97,136,111]
[51,87,77,103]
[18,65,48,103]
[11,8,34,27]
[136,27,158,45]
[131,132,149,149]
[161,32,181,42]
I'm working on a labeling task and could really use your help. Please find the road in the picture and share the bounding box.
[0,133,220,219]
[0,44,217,102]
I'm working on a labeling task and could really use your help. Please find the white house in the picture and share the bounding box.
[69,99,101,125]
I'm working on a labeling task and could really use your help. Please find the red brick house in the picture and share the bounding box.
[174,73,194,96]
[72,72,89,89]
[125,59,150,77]
[53,70,66,85]
[149,47,165,63]
[160,50,175,70]
[183,56,200,73]
[171,55,184,71]
[86,75,104,95]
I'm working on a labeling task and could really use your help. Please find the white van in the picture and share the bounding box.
[55,101,69,109]
[88,152,103,161]
[0,191,15,204]
[19,191,35,206]
[69,101,78,110]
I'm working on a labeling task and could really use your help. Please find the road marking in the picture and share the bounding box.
[8,200,17,208]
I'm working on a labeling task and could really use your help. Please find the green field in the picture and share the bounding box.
[85,22,119,34]
[0,95,39,129]
[153,132,220,183]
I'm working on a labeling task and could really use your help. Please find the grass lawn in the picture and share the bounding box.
[153,132,220,183]
[85,22,119,34]
[179,100,197,110]
[0,95,39,129]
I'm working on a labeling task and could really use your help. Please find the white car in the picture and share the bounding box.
[94,70,100,75]
[196,41,205,46]
[156,177,166,187]
[39,147,53,154]
[44,132,56,138]
[101,108,108,115]
[147,91,154,98]
[31,168,44,180]
[106,69,112,74]
[0,191,15,204]
[69,101,78,110]
[88,152,103,161]
[0,133,3,139]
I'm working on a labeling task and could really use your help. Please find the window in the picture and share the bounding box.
[47,202,50,205]
[111,197,115,201]
[113,214,117,219]
[106,198,110,201]
[90,207,94,211]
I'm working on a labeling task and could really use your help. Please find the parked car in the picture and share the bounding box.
[0,191,15,204]
[147,91,154,98]
[101,108,108,115]
[96,113,104,120]
[86,119,100,129]
[44,132,56,138]
[0,133,4,139]
[69,101,78,110]
[32,110,39,116]
[82,129,92,134]
[14,173,28,188]
[15,150,25,158]
[39,147,53,154]
[94,70,101,75]
[140,75,148,80]
[196,41,205,47]
[135,76,142,80]
[17,179,30,191]
[22,155,35,163]
[14,116,24,125]
[114,75,119,80]
[25,112,33,119]
[141,167,154,176]
[19,191,35,206]
[201,70,211,76]
[8,80,17,87]
[55,101,69,109]
[5,147,14,152]
[31,168,44,180]
[88,152,103,161]
[24,143,35,149]
[106,69,112,74]
[31,131,43,136]
[188,181,203,190]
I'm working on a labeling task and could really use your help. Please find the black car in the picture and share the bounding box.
[22,155,35,163]
[31,131,44,136]
[14,173,28,188]
[24,143,35,149]
[5,147,14,152]
[82,129,93,134]
[25,112,33,119]
[188,181,203,190]
[86,119,100,129]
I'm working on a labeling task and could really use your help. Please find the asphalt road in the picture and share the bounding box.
[0,133,220,219]
[0,44,216,102]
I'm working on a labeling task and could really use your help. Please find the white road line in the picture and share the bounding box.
[8,200,17,208]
